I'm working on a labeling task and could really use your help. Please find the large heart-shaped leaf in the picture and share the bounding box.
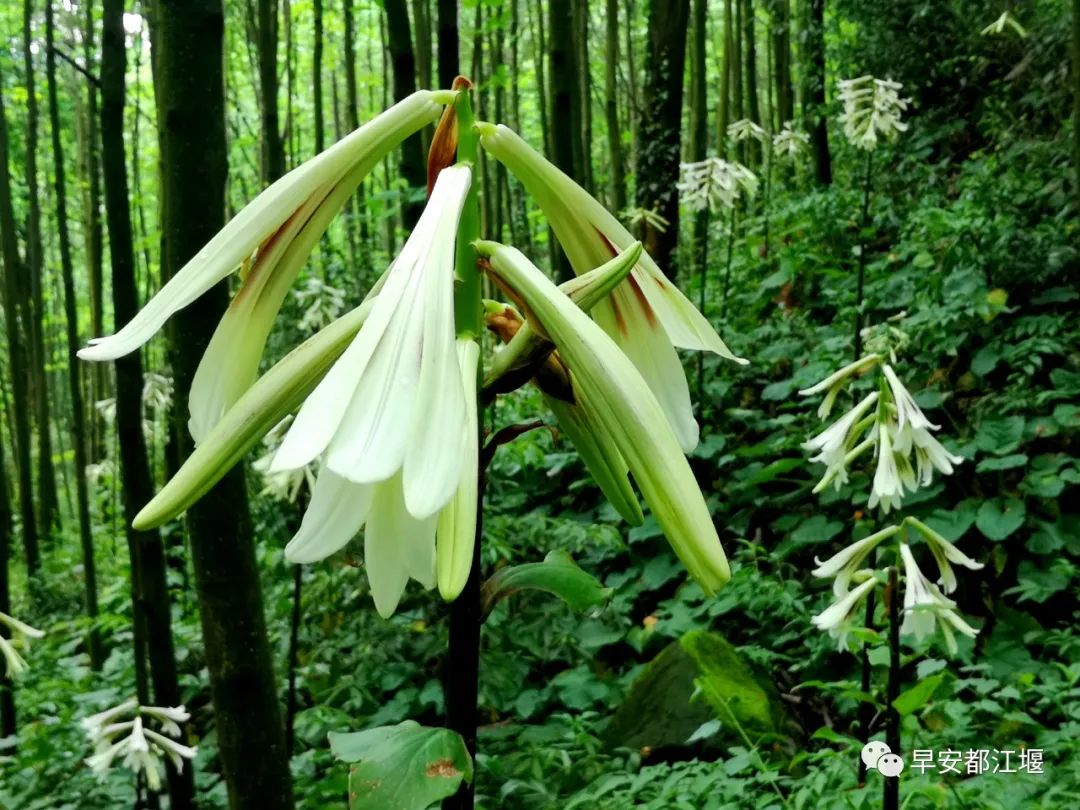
[480,550,612,619]
[329,721,472,810]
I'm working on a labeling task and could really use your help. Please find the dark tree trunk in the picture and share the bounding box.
[731,0,744,161]
[314,0,325,154]
[803,0,831,185]
[385,0,426,229]
[413,0,433,90]
[23,0,60,537]
[689,0,708,285]
[1073,0,1080,210]
[150,1,295,806]
[548,0,581,280]
[636,0,691,278]
[257,0,285,182]
[436,0,459,88]
[772,0,794,126]
[47,0,103,669]
[343,0,368,271]
[576,0,593,192]
[718,0,733,158]
[742,0,762,164]
[0,62,40,576]
[83,0,107,465]
[0,415,14,738]
[605,0,627,214]
[101,3,195,807]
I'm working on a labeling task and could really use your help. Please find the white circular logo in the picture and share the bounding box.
[861,741,905,776]
[877,753,905,777]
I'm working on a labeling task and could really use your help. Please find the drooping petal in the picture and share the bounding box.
[79,91,446,362]
[479,240,730,594]
[436,340,481,601]
[133,300,373,530]
[364,473,437,618]
[284,467,374,563]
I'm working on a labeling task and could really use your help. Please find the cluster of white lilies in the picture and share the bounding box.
[79,87,742,619]
[0,611,44,678]
[82,699,197,792]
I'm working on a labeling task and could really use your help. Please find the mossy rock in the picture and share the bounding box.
[608,630,788,754]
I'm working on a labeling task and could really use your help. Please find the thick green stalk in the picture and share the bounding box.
[852,150,874,358]
[454,92,482,339]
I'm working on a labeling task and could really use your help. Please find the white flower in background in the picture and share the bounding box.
[272,166,474,617]
[294,275,347,333]
[905,517,984,594]
[82,700,197,791]
[250,416,315,503]
[677,157,759,213]
[811,574,878,650]
[772,123,810,161]
[838,75,910,151]
[0,611,45,678]
[799,353,881,419]
[803,390,879,491]
[95,397,117,424]
[85,459,116,485]
[981,11,1026,37]
[882,364,963,486]
[141,372,174,414]
[621,206,670,233]
[812,524,899,597]
[727,118,768,144]
[869,423,908,514]
[899,543,979,655]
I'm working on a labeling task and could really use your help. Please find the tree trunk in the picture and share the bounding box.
[0,63,40,576]
[385,0,426,229]
[803,0,831,185]
[548,0,580,280]
[718,0,733,158]
[23,0,60,537]
[0,411,15,738]
[1073,0,1080,209]
[83,0,107,466]
[731,0,744,160]
[604,0,626,213]
[772,0,794,126]
[343,0,369,275]
[150,0,295,806]
[257,0,285,182]
[47,0,103,669]
[314,0,325,154]
[413,0,433,90]
[101,2,195,806]
[742,0,762,164]
[689,0,708,285]
[637,0,691,278]
[436,0,459,88]
[576,0,593,192]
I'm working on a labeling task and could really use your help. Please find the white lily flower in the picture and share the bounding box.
[143,727,199,770]
[869,423,905,514]
[727,118,768,144]
[139,704,191,738]
[811,574,878,650]
[272,165,471,519]
[772,123,810,161]
[621,206,670,233]
[882,364,963,486]
[838,76,910,151]
[899,543,979,655]
[81,698,140,740]
[79,91,451,444]
[478,240,731,594]
[293,275,347,333]
[0,611,45,678]
[812,525,899,597]
[981,11,1026,37]
[803,390,879,489]
[677,157,759,213]
[905,517,984,594]
[798,353,881,419]
[251,416,316,503]
[479,123,747,454]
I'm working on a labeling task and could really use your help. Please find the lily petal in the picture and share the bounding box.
[284,467,375,563]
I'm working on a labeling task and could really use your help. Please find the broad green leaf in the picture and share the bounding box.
[976,498,1026,541]
[923,503,977,542]
[974,416,1025,455]
[892,672,947,716]
[329,721,472,810]
[480,550,612,619]
[975,453,1027,473]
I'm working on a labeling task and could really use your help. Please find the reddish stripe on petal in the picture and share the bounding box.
[610,295,628,335]
[627,274,658,327]
[595,227,619,257]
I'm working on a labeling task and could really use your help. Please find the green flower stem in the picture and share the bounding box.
[446,83,483,810]
[719,205,738,319]
[696,205,711,414]
[852,149,875,358]
[884,564,901,810]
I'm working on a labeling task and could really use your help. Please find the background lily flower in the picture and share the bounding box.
[838,76,910,150]
[812,524,898,596]
[82,702,197,790]
[478,240,731,594]
[773,123,810,161]
[899,544,979,654]
[727,118,769,144]
[905,516,984,593]
[272,165,471,519]
[798,353,881,419]
[803,390,879,489]
[811,575,878,650]
[79,91,450,442]
[478,123,746,453]
[0,611,45,678]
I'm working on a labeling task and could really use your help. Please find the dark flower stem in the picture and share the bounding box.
[884,565,901,810]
